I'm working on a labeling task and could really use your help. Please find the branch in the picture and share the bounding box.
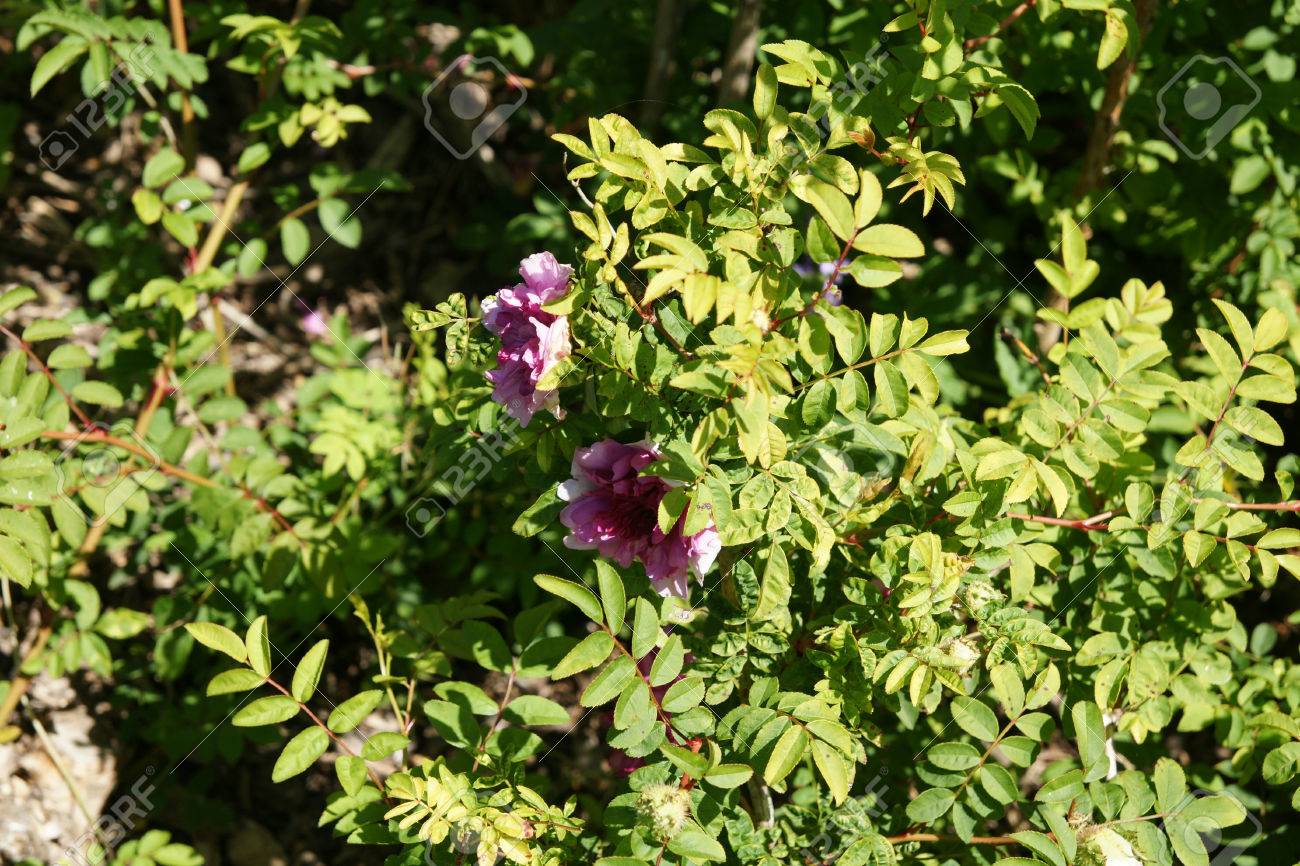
[0,325,92,427]
[885,832,1019,845]
[165,0,197,166]
[194,180,251,397]
[40,428,302,540]
[1224,500,1300,513]
[1007,511,1113,531]
[771,228,859,331]
[264,677,390,800]
[964,0,1037,52]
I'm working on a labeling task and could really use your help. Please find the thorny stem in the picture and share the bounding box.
[1000,326,1051,384]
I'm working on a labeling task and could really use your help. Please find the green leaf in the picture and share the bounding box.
[207,668,266,696]
[979,764,1020,804]
[271,726,329,782]
[703,763,753,789]
[580,655,637,707]
[648,634,685,687]
[1035,768,1085,803]
[595,560,626,633]
[328,690,384,734]
[232,695,299,727]
[245,615,272,677]
[553,631,615,678]
[907,787,957,822]
[1154,757,1188,813]
[503,695,570,726]
[534,574,603,622]
[752,544,791,620]
[513,487,564,537]
[854,223,924,258]
[631,597,660,659]
[318,198,362,248]
[71,381,123,408]
[133,188,163,224]
[162,211,199,247]
[764,725,809,785]
[929,741,982,770]
[185,622,247,663]
[47,344,92,370]
[1071,701,1108,782]
[0,537,33,589]
[0,287,37,318]
[753,63,778,120]
[951,696,999,741]
[22,319,70,342]
[143,148,186,189]
[998,83,1039,138]
[335,754,368,796]
[660,676,705,713]
[281,217,311,265]
[811,738,852,804]
[360,731,409,760]
[291,639,329,703]
[791,174,855,240]
[667,828,726,862]
[32,37,89,96]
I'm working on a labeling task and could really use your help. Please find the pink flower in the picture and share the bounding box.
[481,253,574,426]
[558,439,721,597]
[302,308,329,337]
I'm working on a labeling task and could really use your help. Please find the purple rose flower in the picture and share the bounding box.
[558,439,721,598]
[481,252,574,426]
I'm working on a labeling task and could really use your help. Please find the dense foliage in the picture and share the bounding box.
[2,1,1300,865]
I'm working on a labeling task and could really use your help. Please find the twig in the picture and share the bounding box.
[165,0,197,166]
[885,832,1019,845]
[1000,327,1051,383]
[0,325,93,428]
[771,229,858,330]
[964,0,1037,52]
[264,677,390,800]
[194,180,251,396]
